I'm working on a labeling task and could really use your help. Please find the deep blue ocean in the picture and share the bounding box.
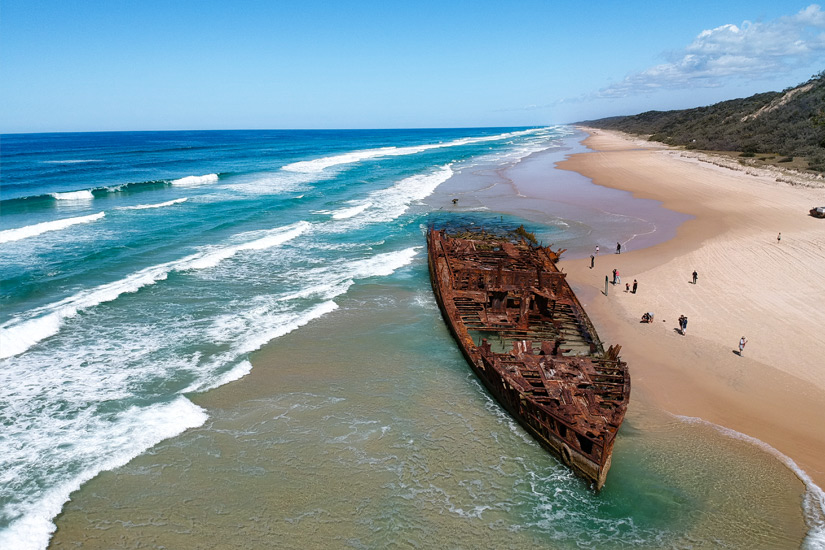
[1,128,819,549]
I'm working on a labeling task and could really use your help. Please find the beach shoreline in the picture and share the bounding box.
[40,126,823,549]
[555,128,825,494]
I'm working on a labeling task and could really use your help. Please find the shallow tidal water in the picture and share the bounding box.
[50,272,807,549]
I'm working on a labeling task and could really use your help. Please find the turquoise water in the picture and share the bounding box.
[0,127,817,549]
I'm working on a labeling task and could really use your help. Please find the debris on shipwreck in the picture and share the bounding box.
[427,227,630,490]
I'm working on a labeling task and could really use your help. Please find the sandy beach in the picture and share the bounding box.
[558,129,825,489]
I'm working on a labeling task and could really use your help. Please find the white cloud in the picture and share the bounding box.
[597,4,825,98]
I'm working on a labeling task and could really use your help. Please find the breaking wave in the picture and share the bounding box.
[170,173,219,187]
[50,190,94,201]
[0,221,311,360]
[0,396,207,550]
[0,212,105,244]
[118,198,188,210]
[325,165,454,231]
[282,128,546,173]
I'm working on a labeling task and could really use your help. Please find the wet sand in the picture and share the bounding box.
[557,129,825,489]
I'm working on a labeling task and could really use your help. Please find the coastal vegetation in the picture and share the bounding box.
[580,71,825,173]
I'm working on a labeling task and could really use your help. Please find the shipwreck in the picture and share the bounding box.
[427,227,630,489]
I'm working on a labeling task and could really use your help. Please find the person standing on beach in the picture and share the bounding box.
[612,269,617,284]
[632,279,638,294]
[739,337,748,355]
[616,269,621,285]
[616,242,622,254]
[692,270,698,284]
[777,232,781,243]
[590,255,595,269]
[595,245,600,256]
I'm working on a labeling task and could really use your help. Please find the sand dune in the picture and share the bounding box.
[558,129,825,486]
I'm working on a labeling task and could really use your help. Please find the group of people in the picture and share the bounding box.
[594,242,623,256]
[597,248,752,357]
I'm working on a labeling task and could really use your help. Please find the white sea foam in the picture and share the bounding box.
[185,221,309,270]
[0,221,310,360]
[183,245,417,395]
[675,414,825,549]
[170,173,219,187]
[234,300,339,357]
[219,171,320,196]
[327,165,453,230]
[184,360,254,393]
[283,147,398,172]
[118,198,188,210]
[331,202,371,219]
[345,246,419,279]
[0,212,105,244]
[50,190,94,201]
[281,128,548,173]
[199,247,419,370]
[0,396,207,550]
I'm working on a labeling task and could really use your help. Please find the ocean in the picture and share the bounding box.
[0,127,820,549]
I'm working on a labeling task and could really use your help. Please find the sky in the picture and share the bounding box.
[1,0,824,132]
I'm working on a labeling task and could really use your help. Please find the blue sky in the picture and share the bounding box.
[1,1,824,132]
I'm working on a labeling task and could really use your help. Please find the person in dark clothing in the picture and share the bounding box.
[692,270,698,284]
[590,255,595,269]
[616,242,621,254]
[632,279,638,293]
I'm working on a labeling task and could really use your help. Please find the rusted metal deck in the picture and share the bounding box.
[427,228,630,489]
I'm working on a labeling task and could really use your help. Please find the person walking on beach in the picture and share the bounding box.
[632,279,638,294]
[739,336,748,355]
[612,269,617,284]
[692,270,698,284]
[590,255,595,269]
[595,245,600,256]
[678,315,687,335]
[616,242,622,254]
[777,232,781,243]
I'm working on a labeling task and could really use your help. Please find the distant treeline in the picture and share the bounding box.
[579,71,825,173]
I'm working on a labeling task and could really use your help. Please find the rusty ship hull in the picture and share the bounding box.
[427,228,630,490]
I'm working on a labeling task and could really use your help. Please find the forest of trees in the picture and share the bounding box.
[579,71,825,173]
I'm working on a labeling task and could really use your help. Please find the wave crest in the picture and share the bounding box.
[117,198,188,210]
[170,174,219,187]
[50,190,94,201]
[0,212,105,244]
[0,221,311,360]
